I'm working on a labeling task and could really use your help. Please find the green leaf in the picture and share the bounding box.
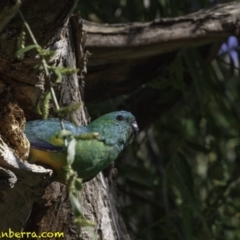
[168,153,195,204]
[57,102,82,115]
[69,193,82,216]
[39,49,56,58]
[53,67,62,83]
[186,140,211,153]
[59,67,79,74]
[75,178,83,191]
[75,132,99,140]
[49,67,79,75]
[56,129,73,138]
[177,153,194,196]
[67,138,76,165]
[42,91,51,119]
[16,44,40,56]
[180,206,193,240]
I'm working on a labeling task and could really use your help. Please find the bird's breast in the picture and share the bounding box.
[28,147,66,172]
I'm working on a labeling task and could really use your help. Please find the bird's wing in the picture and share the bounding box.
[25,118,88,151]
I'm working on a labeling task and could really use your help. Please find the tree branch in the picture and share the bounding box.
[0,0,21,33]
[83,2,240,102]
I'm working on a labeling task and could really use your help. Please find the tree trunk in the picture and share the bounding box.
[0,1,129,239]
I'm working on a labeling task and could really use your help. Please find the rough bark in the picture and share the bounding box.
[0,92,53,232]
[0,1,129,239]
[81,174,130,240]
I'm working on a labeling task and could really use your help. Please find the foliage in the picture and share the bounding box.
[77,0,223,23]
[17,11,80,120]
[116,46,240,240]
[80,0,240,239]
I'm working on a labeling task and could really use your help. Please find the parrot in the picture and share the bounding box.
[24,111,138,183]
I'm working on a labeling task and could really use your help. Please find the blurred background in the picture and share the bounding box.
[77,0,240,239]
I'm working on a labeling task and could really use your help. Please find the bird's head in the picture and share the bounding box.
[88,111,139,146]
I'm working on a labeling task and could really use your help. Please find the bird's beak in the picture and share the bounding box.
[131,120,139,136]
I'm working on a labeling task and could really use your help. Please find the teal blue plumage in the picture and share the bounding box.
[25,111,138,182]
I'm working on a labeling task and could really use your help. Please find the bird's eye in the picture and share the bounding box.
[116,115,124,121]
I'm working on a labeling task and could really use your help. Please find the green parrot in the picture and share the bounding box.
[25,111,138,183]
